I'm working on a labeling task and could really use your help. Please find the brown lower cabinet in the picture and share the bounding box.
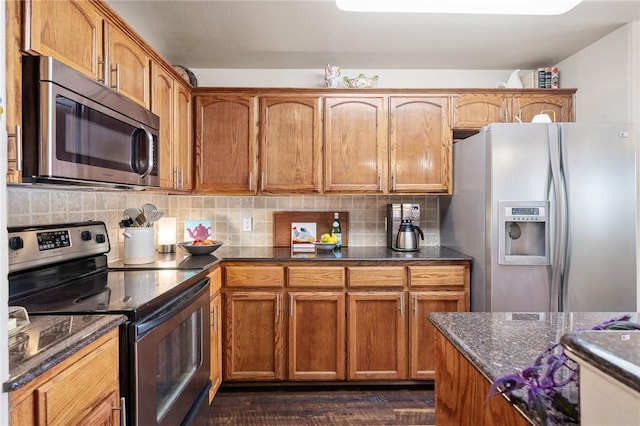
[223,290,285,381]
[221,260,470,383]
[288,292,346,380]
[209,267,223,402]
[10,329,121,426]
[347,291,407,380]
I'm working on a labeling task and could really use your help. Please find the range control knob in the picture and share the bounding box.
[9,236,24,250]
[81,230,93,241]
[95,233,106,244]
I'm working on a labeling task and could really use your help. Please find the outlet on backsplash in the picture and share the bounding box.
[242,217,253,232]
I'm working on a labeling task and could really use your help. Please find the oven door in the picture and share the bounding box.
[132,279,210,426]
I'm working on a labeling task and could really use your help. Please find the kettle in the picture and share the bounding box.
[395,219,424,252]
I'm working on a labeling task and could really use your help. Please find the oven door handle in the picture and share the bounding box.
[134,278,209,339]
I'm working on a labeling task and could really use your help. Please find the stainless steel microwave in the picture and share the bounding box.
[21,55,160,189]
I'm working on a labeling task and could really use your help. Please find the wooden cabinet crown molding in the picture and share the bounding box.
[193,87,576,96]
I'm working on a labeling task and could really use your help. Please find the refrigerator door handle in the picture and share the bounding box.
[548,125,567,312]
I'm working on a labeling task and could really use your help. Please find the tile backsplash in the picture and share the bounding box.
[7,186,440,262]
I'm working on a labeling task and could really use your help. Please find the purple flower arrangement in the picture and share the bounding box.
[486,314,640,425]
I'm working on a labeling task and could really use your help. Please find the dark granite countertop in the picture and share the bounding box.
[561,330,640,394]
[108,246,470,268]
[109,252,222,270]
[212,245,471,261]
[428,312,640,426]
[5,314,126,392]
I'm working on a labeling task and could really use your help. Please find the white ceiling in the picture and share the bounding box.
[105,0,640,70]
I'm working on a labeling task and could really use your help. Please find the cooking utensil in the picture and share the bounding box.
[124,208,142,220]
[145,210,164,225]
[119,217,134,228]
[142,203,157,215]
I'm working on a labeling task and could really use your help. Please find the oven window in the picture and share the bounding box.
[55,94,157,175]
[156,309,202,421]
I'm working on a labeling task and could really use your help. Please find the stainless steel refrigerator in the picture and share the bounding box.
[440,123,637,312]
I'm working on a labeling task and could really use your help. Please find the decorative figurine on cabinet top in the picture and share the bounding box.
[325,64,341,88]
[343,74,378,88]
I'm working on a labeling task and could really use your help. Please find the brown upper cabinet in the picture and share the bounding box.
[260,96,322,194]
[152,61,193,191]
[24,0,150,108]
[104,21,150,108]
[24,0,104,80]
[194,89,573,195]
[174,81,194,191]
[452,90,575,129]
[194,94,259,193]
[151,62,175,189]
[389,96,452,193]
[323,97,387,193]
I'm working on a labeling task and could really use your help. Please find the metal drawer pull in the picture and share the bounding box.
[113,397,127,426]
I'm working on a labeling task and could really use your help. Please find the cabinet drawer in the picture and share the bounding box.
[408,265,466,287]
[225,265,284,287]
[287,266,345,287]
[347,266,405,288]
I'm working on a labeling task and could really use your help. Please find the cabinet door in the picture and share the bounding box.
[260,97,322,193]
[389,97,451,193]
[347,292,406,380]
[210,292,222,402]
[21,330,120,426]
[209,267,222,402]
[511,94,574,123]
[324,97,387,193]
[409,291,466,380]
[224,291,285,381]
[25,0,103,80]
[174,81,193,191]
[451,94,508,129]
[194,95,259,193]
[288,292,346,380]
[105,22,150,108]
[6,0,22,183]
[151,62,175,189]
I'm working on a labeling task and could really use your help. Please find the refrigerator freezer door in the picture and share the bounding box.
[559,123,637,312]
[488,124,554,312]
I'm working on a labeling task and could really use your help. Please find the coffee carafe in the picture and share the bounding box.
[386,203,422,251]
[395,219,424,252]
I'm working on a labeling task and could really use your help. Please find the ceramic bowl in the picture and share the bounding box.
[314,242,337,251]
[178,241,223,255]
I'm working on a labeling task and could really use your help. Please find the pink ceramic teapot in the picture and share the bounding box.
[186,223,212,240]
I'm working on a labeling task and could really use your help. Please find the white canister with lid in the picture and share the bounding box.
[123,227,156,264]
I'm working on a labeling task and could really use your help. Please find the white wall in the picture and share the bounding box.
[558,23,639,124]
[192,68,523,88]
[558,22,640,309]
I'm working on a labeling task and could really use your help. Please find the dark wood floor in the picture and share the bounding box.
[208,385,435,425]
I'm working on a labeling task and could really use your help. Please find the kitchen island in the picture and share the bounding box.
[429,312,640,426]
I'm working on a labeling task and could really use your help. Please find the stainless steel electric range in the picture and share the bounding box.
[8,221,211,426]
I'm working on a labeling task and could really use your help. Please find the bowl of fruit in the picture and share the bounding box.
[178,239,223,255]
[314,234,338,251]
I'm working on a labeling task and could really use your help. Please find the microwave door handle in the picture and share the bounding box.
[135,126,154,179]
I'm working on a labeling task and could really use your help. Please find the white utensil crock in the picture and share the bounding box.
[123,227,155,264]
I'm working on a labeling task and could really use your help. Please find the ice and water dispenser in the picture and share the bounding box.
[498,201,550,265]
